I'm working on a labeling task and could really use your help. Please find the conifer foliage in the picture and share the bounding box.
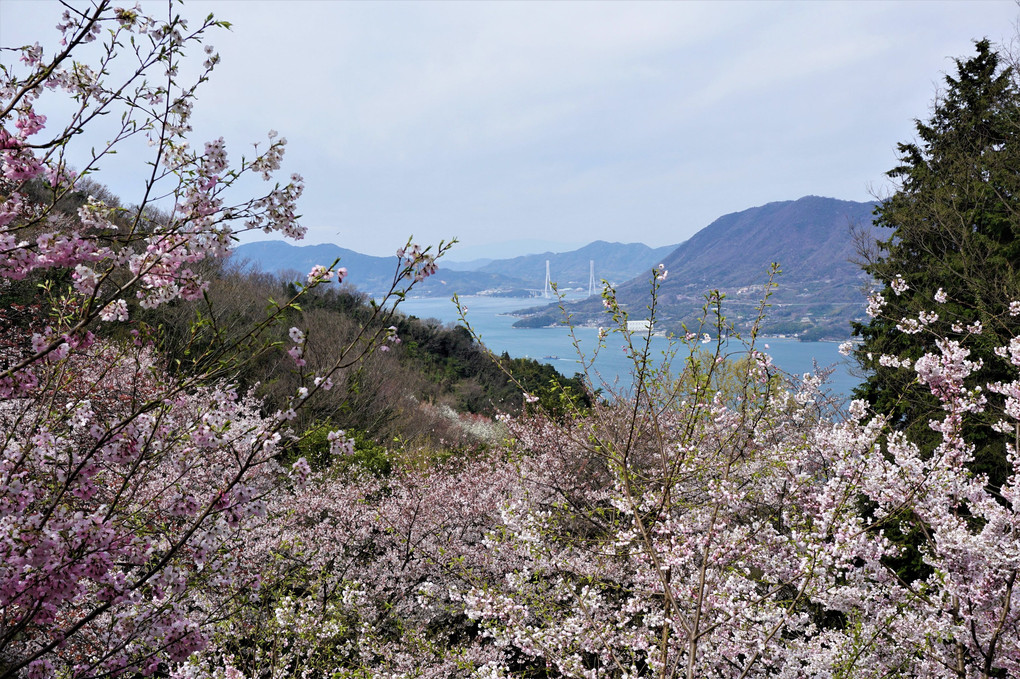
[853,39,1020,486]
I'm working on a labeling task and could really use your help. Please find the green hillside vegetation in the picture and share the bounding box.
[4,181,589,463]
[155,269,589,449]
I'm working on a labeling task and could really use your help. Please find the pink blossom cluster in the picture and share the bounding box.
[4,252,1017,679]
[170,292,1020,678]
[1,0,307,330]
[397,242,439,282]
[448,334,1020,676]
[0,337,286,678]
[0,3,361,676]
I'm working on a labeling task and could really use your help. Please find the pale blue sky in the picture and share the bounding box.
[2,1,1018,259]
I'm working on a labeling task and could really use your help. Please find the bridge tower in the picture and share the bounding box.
[543,260,552,299]
[588,260,596,297]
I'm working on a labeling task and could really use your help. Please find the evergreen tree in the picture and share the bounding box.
[853,39,1020,489]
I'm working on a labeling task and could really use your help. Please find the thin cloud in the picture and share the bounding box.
[2,0,1017,256]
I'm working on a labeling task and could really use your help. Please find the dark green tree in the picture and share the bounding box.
[853,39,1020,490]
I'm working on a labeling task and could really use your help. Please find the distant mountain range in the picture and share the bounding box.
[440,238,588,263]
[233,239,678,296]
[512,196,886,340]
[475,241,679,290]
[230,241,529,296]
[233,195,885,340]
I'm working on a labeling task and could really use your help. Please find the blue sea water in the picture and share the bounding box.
[390,295,860,400]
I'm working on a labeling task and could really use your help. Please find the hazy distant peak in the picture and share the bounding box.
[633,196,882,292]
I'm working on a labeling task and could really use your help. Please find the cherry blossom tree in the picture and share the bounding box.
[456,279,1020,678]
[0,2,441,677]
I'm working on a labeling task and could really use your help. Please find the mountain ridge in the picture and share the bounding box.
[477,240,680,289]
[232,238,680,295]
[511,196,887,340]
[233,195,885,339]
[231,241,531,296]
